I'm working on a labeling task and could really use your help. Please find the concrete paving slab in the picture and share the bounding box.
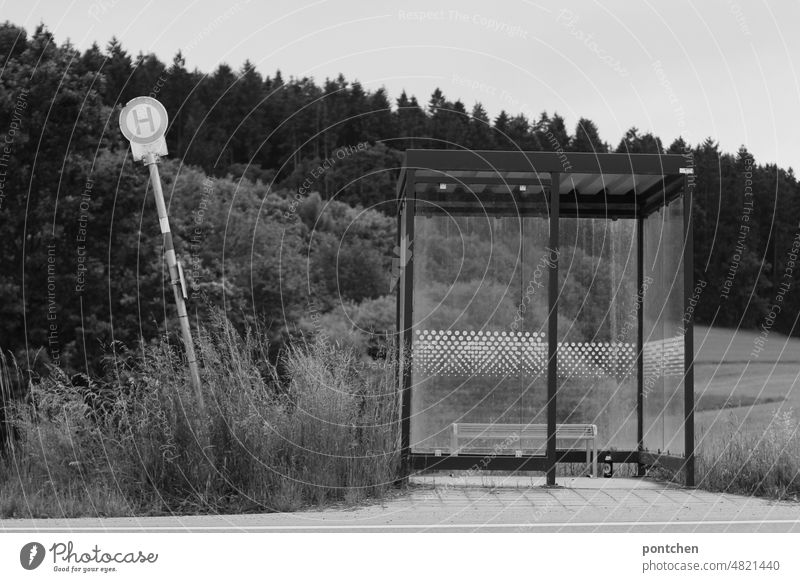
[1,478,799,532]
[412,474,675,489]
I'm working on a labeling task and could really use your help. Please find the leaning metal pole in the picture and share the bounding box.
[143,151,206,416]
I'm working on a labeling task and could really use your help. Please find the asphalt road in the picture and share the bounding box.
[2,476,799,533]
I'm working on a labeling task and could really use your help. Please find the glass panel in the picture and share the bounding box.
[398,202,408,372]
[643,198,685,455]
[518,215,551,443]
[662,200,686,455]
[643,209,665,453]
[410,204,549,454]
[557,218,638,451]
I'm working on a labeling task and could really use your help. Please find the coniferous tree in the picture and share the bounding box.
[493,110,511,147]
[364,87,394,144]
[231,60,266,165]
[396,91,428,149]
[442,99,469,147]
[615,127,663,154]
[506,113,533,150]
[541,113,571,151]
[102,37,134,105]
[571,117,607,152]
[465,103,494,149]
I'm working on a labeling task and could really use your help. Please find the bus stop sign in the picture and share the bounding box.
[119,96,168,160]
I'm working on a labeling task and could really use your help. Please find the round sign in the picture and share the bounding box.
[119,96,168,145]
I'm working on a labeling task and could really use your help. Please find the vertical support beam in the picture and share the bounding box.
[683,175,696,486]
[400,171,416,478]
[546,173,560,486]
[395,194,404,481]
[636,215,645,476]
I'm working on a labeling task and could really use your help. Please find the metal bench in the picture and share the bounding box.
[450,422,598,478]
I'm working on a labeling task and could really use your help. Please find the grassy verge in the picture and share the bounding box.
[0,316,401,518]
[696,409,800,500]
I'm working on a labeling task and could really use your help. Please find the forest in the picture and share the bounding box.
[1,21,799,378]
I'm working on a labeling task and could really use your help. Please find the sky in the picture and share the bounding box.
[3,0,799,169]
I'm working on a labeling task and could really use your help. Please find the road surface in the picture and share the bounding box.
[2,475,798,533]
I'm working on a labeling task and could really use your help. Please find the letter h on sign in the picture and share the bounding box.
[132,106,156,136]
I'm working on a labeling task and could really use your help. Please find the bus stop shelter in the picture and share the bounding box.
[395,149,695,486]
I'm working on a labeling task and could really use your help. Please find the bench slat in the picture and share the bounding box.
[451,422,599,478]
[453,423,596,437]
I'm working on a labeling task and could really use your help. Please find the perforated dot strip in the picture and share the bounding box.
[412,329,653,379]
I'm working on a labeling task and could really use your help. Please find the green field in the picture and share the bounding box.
[694,324,800,444]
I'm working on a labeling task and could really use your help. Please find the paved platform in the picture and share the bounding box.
[412,474,670,489]
[2,477,799,532]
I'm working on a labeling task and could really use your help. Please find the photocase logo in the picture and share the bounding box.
[20,542,46,570]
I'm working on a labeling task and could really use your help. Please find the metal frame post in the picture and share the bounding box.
[546,173,560,486]
[144,152,205,417]
[636,214,645,475]
[683,175,695,486]
[400,171,416,477]
[395,198,403,480]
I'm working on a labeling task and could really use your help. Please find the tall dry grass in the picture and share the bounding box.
[697,408,800,499]
[0,315,401,517]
